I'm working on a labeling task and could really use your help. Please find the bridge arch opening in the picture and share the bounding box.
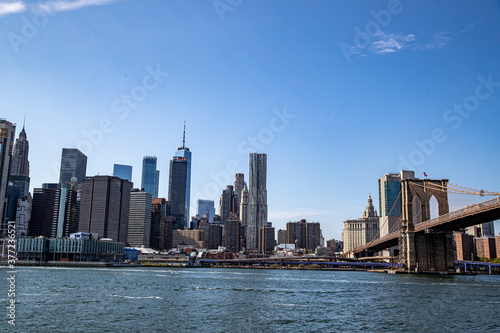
[429,195,439,219]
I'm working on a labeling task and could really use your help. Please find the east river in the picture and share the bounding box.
[1,267,499,332]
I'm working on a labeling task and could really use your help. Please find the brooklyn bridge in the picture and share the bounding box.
[352,178,500,272]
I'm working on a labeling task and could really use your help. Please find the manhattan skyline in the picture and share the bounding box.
[1,1,500,239]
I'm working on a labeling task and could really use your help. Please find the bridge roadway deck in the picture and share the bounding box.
[353,197,500,255]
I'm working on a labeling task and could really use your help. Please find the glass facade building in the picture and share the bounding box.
[141,156,159,198]
[168,157,188,229]
[378,170,414,238]
[197,199,215,223]
[113,164,133,182]
[174,146,191,225]
[59,148,87,185]
[168,124,192,229]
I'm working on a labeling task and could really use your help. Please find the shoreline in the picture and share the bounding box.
[1,261,496,275]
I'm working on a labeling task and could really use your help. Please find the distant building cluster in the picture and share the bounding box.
[0,119,329,261]
[5,116,495,263]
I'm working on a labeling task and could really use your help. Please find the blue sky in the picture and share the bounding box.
[1,0,500,239]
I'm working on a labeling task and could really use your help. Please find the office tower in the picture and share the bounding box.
[197,199,215,223]
[163,216,175,250]
[247,153,267,249]
[74,190,81,233]
[341,195,380,253]
[198,220,223,249]
[286,219,322,251]
[219,185,237,226]
[59,148,87,186]
[233,173,245,218]
[113,164,133,182]
[239,183,249,226]
[15,195,31,238]
[168,156,187,229]
[151,198,167,250]
[11,123,29,177]
[190,215,202,230]
[127,189,152,248]
[141,156,159,198]
[28,184,78,238]
[79,176,132,243]
[0,119,16,236]
[277,229,286,245]
[169,123,191,228]
[7,123,31,223]
[225,217,241,253]
[378,170,415,238]
[259,223,275,254]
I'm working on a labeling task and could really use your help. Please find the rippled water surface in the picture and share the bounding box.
[1,267,499,332]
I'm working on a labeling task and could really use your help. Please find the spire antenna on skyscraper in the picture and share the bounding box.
[182,121,186,149]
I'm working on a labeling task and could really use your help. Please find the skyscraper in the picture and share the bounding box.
[240,183,249,226]
[151,198,167,250]
[168,123,191,229]
[378,170,415,237]
[28,184,78,238]
[7,124,31,226]
[197,199,215,223]
[233,173,245,218]
[219,185,236,226]
[79,176,132,243]
[59,148,87,186]
[247,153,268,250]
[127,189,152,248]
[168,156,188,229]
[113,164,133,182]
[11,123,29,177]
[0,119,16,236]
[259,223,275,254]
[286,219,322,251]
[141,156,159,198]
[198,220,223,249]
[225,217,241,253]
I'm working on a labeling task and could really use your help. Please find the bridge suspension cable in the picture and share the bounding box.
[408,181,500,196]
[351,190,402,255]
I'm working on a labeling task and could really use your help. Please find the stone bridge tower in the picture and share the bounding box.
[400,178,454,272]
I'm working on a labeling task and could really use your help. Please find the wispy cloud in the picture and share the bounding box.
[37,0,121,14]
[360,30,453,57]
[0,1,26,16]
[460,24,474,33]
[0,0,120,16]
[369,32,415,54]
[412,32,452,51]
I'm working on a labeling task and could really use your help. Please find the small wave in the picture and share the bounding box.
[110,295,162,300]
[195,286,221,290]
